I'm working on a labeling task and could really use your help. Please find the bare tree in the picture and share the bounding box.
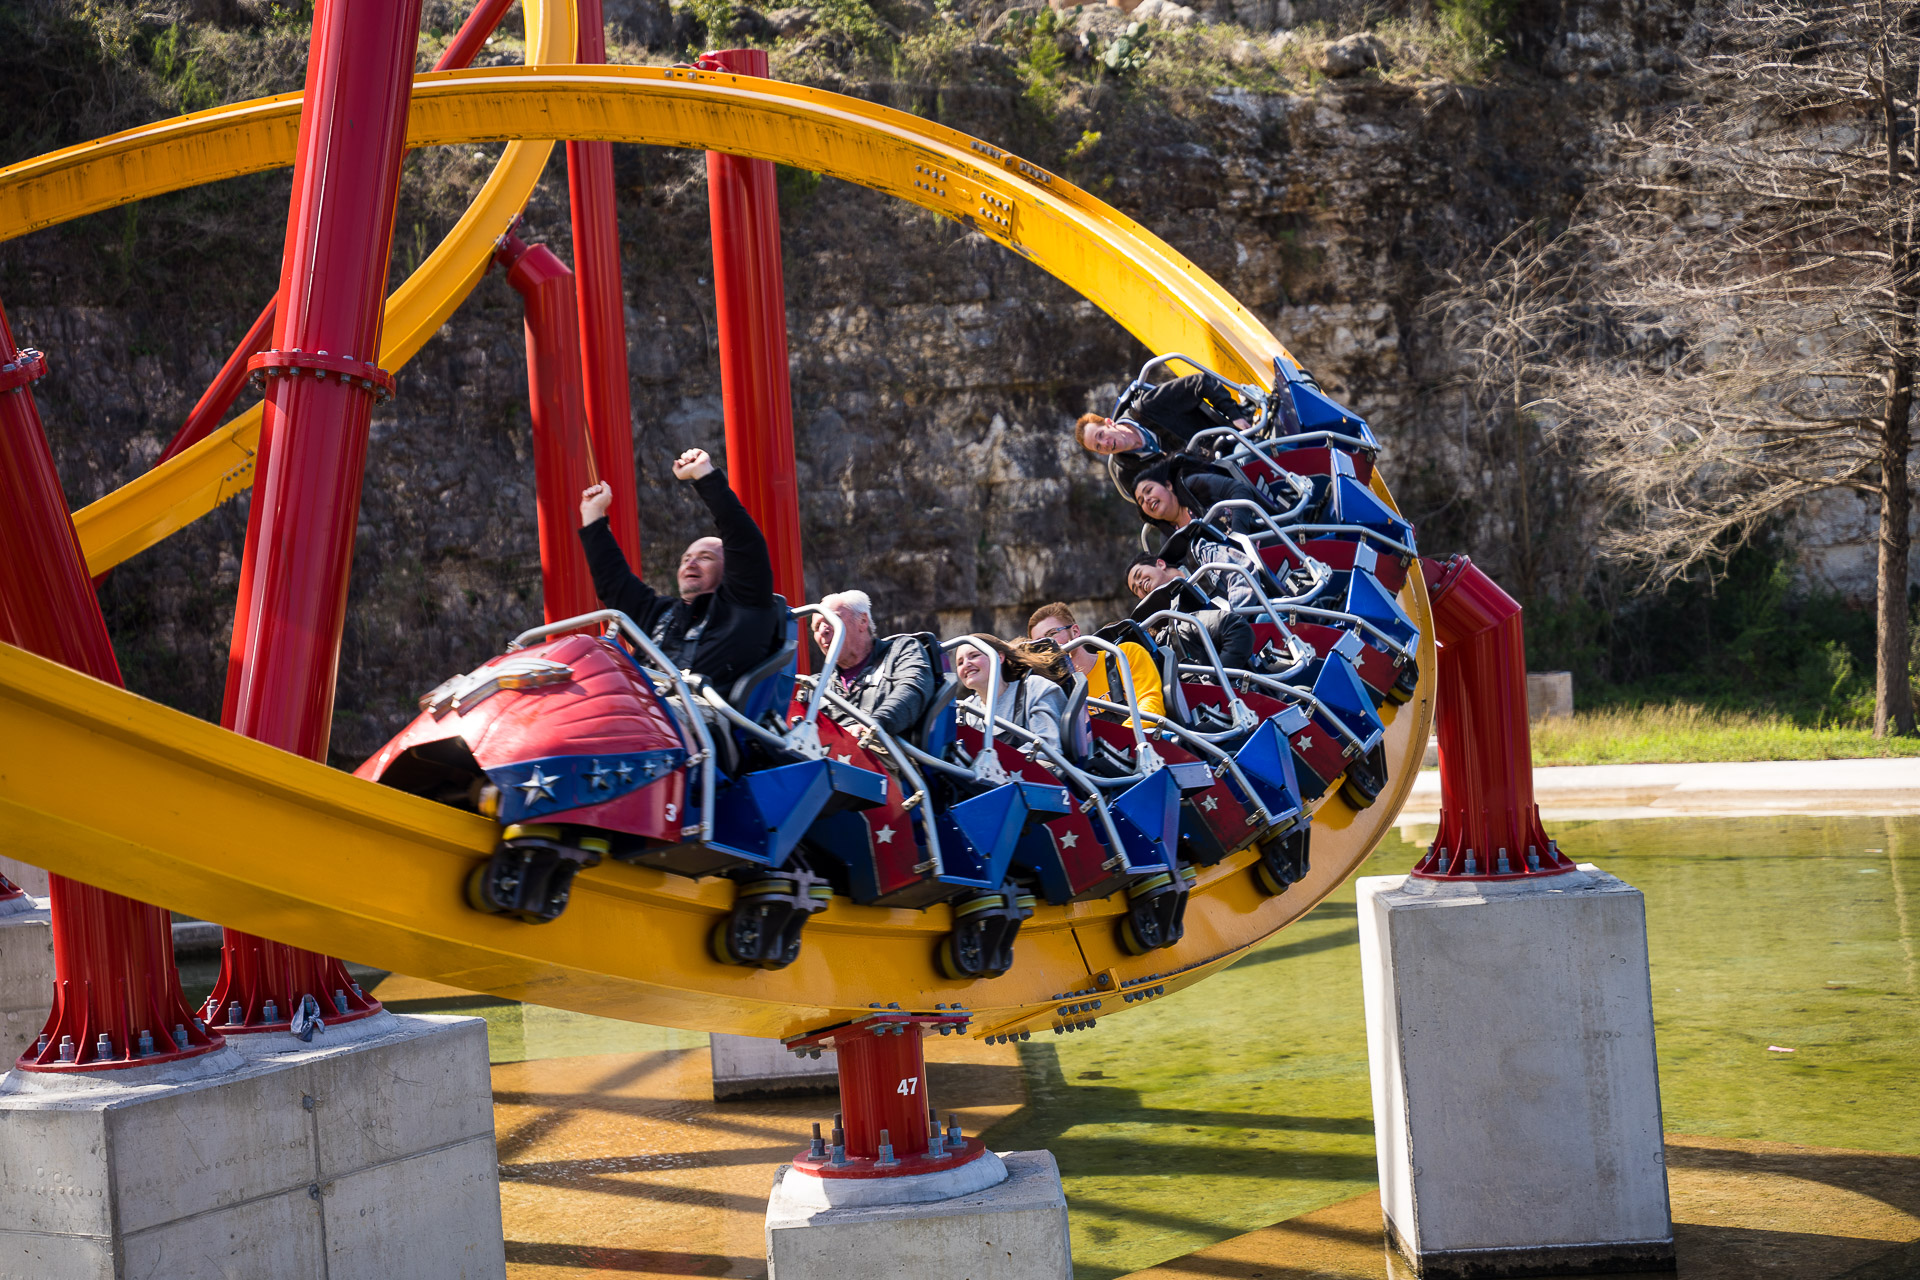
[1546,0,1920,735]
[1427,226,1599,603]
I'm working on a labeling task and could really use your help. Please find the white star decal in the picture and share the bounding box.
[585,760,612,790]
[834,752,853,765]
[1200,794,1218,812]
[1297,734,1314,752]
[615,760,634,784]
[519,766,558,803]
[875,826,896,844]
[1059,831,1079,849]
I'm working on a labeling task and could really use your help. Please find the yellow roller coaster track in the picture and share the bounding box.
[0,62,1434,1041]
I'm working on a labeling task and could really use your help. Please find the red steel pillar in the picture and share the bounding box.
[567,0,643,565]
[0,300,223,1070]
[152,0,516,472]
[1414,555,1574,881]
[496,228,600,621]
[782,1009,989,1179]
[700,48,806,611]
[207,0,425,1035]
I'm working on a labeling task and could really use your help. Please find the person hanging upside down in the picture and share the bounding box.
[810,589,935,740]
[1074,371,1247,494]
[1026,602,1165,725]
[1125,553,1255,674]
[578,448,785,690]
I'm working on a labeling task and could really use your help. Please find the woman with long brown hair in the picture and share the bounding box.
[951,633,1072,765]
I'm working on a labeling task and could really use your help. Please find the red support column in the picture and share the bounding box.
[206,0,425,1036]
[701,48,806,613]
[1413,555,1575,881]
[782,1009,989,1179]
[0,300,224,1071]
[150,0,515,473]
[567,0,643,565]
[496,228,600,621]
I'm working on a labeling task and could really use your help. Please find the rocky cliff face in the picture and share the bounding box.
[2,0,1694,764]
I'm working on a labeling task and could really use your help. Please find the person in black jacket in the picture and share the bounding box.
[577,448,785,691]
[810,589,934,740]
[1074,371,1246,495]
[1125,553,1255,674]
[1132,456,1279,607]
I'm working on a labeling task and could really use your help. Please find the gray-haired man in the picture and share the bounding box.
[810,590,935,740]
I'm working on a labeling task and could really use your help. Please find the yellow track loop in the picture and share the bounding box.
[0,65,1291,573]
[0,62,1434,1037]
[1,2,577,574]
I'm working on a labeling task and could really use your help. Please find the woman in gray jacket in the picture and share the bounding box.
[952,634,1073,767]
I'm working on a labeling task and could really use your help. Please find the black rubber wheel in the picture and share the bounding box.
[1119,913,1149,956]
[710,918,743,966]
[465,863,500,915]
[937,934,971,981]
[1253,857,1290,897]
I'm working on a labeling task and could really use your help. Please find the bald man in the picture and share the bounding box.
[578,448,783,689]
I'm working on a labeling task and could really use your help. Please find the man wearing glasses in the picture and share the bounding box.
[1026,602,1165,726]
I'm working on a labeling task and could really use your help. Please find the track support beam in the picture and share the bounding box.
[1414,555,1572,881]
[568,0,643,566]
[703,48,807,615]
[498,228,601,621]
[0,298,222,1073]
[209,0,427,1035]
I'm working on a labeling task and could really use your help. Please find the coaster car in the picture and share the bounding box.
[357,342,1423,981]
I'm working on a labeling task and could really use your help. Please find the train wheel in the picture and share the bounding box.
[1253,857,1289,896]
[465,863,504,914]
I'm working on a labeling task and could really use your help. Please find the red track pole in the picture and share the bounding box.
[208,0,425,1036]
[433,0,517,71]
[833,1026,934,1160]
[150,0,515,474]
[0,298,224,1071]
[567,0,643,565]
[496,230,601,621]
[1413,555,1572,881]
[702,48,806,619]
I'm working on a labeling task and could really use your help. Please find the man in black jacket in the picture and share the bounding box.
[811,589,934,740]
[577,448,785,691]
[1125,553,1255,674]
[1074,371,1246,495]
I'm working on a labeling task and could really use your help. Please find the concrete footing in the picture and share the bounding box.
[0,1011,507,1280]
[1358,865,1674,1277]
[0,854,49,897]
[711,1032,837,1101]
[766,1149,1071,1279]
[0,898,52,1068]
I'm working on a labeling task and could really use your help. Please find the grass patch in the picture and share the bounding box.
[1526,704,1920,766]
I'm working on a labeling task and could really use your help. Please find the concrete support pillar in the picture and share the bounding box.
[0,1013,507,1279]
[710,1032,837,1101]
[1358,867,1673,1278]
[766,1149,1072,1279]
[0,897,51,1067]
[0,854,48,898]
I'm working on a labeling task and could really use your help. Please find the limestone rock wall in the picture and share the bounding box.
[4,0,1824,766]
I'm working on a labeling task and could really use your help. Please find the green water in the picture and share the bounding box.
[983,816,1920,1279]
[376,816,1920,1279]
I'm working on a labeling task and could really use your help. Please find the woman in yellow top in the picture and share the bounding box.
[1025,602,1165,725]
